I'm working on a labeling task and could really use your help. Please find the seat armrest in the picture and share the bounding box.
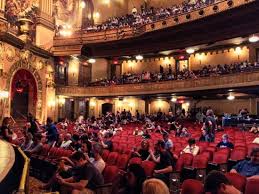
[95,183,113,189]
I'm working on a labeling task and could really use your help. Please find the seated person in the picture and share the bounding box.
[181,138,199,156]
[163,133,173,151]
[199,128,207,142]
[250,123,259,134]
[131,140,150,160]
[133,127,144,136]
[216,125,224,132]
[60,133,72,149]
[216,134,234,149]
[89,143,106,174]
[56,151,104,194]
[230,148,259,177]
[99,133,113,151]
[253,135,259,144]
[204,170,241,194]
[149,140,173,185]
[0,117,13,142]
[20,132,34,151]
[25,134,43,155]
[142,128,151,139]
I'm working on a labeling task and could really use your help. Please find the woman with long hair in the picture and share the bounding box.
[0,117,13,142]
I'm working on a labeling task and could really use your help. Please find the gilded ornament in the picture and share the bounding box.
[5,47,15,62]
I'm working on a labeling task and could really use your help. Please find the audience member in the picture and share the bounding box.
[142,178,170,194]
[204,170,241,194]
[149,140,173,185]
[26,134,43,155]
[250,123,259,134]
[216,134,234,149]
[89,143,106,174]
[163,133,173,151]
[45,117,59,145]
[0,117,13,142]
[132,140,150,160]
[60,133,72,149]
[230,148,259,177]
[181,138,199,156]
[21,132,34,151]
[56,151,104,194]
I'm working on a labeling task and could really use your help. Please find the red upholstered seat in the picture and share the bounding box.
[181,179,204,194]
[103,165,120,184]
[128,157,142,165]
[106,152,119,165]
[212,152,228,164]
[141,160,156,177]
[102,149,110,162]
[225,173,246,192]
[192,155,208,169]
[175,153,193,171]
[245,177,259,194]
[229,149,246,161]
[116,154,129,170]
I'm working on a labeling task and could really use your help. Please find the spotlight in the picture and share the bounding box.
[135,55,143,60]
[249,35,259,43]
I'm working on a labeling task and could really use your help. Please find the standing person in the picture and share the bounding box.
[0,117,13,142]
[27,113,39,136]
[204,109,216,142]
[45,117,59,145]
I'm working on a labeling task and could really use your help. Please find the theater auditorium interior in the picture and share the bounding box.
[1,0,259,194]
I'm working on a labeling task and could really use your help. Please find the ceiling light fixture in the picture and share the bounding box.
[80,1,86,8]
[135,55,143,60]
[171,97,177,102]
[227,94,235,100]
[186,48,195,54]
[249,35,259,43]
[88,58,96,63]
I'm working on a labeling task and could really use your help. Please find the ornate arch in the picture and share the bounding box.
[5,60,43,120]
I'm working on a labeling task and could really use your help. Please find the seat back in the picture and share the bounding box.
[181,179,204,194]
[230,149,246,161]
[245,178,259,194]
[103,165,120,184]
[128,157,142,165]
[106,152,119,165]
[141,160,156,177]
[212,152,228,164]
[116,154,129,170]
[102,149,110,161]
[225,173,246,193]
[192,155,208,169]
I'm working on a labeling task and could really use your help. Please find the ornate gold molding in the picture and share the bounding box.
[57,71,259,97]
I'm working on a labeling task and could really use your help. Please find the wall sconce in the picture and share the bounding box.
[235,47,242,60]
[197,53,203,65]
[0,90,9,99]
[58,97,66,106]
[90,101,96,107]
[48,100,56,110]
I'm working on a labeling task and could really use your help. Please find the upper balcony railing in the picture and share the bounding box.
[56,70,259,97]
[53,0,254,56]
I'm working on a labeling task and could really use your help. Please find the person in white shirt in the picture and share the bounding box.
[181,138,200,156]
[90,143,106,174]
[253,136,259,144]
[60,133,72,149]
[21,132,33,151]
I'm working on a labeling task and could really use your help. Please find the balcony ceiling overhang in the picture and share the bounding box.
[81,0,259,58]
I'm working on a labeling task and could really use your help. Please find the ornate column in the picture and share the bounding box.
[0,0,5,19]
[36,0,55,49]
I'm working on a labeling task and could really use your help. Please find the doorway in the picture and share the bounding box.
[11,69,37,120]
[102,103,113,115]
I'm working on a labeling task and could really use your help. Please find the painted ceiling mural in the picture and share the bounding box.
[5,0,39,25]
[53,0,94,28]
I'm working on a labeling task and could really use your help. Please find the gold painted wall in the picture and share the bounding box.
[189,46,249,70]
[150,100,170,114]
[122,57,175,74]
[193,98,257,115]
[91,59,109,82]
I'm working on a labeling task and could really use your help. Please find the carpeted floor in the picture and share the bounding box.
[28,176,47,194]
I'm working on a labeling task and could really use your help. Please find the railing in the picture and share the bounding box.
[16,147,30,194]
[53,0,254,54]
[56,71,259,97]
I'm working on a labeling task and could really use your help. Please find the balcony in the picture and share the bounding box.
[53,0,255,56]
[56,71,259,97]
